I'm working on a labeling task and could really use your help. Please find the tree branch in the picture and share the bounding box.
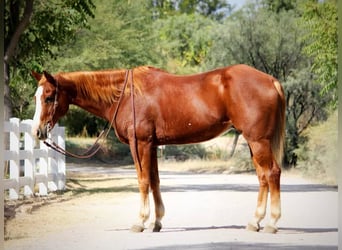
[298,107,316,135]
[4,0,33,63]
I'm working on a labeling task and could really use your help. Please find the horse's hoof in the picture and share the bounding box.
[130,224,144,233]
[246,222,260,232]
[148,221,162,232]
[262,224,278,234]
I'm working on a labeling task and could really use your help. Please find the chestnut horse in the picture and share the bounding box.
[32,64,285,233]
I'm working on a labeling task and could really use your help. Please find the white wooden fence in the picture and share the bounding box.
[3,118,65,200]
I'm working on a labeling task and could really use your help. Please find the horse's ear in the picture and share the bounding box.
[43,71,57,87]
[31,71,42,81]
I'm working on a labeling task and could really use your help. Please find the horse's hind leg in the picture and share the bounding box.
[246,155,269,232]
[247,139,281,233]
[265,160,281,233]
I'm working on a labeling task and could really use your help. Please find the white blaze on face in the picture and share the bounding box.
[32,86,44,136]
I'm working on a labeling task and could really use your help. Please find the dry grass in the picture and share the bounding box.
[67,136,100,145]
[295,110,337,185]
[158,159,243,174]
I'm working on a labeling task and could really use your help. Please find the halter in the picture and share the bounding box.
[44,69,137,161]
[47,79,59,132]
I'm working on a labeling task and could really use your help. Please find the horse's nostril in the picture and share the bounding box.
[36,129,41,139]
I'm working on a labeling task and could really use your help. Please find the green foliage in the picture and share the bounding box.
[163,144,207,161]
[9,71,36,119]
[177,0,231,20]
[5,0,95,70]
[283,68,331,166]
[301,0,337,106]
[60,106,107,136]
[149,0,178,18]
[150,0,232,20]
[48,0,160,71]
[154,13,214,73]
[262,0,297,12]
[5,0,95,118]
[105,131,132,163]
[205,3,306,81]
[65,131,132,164]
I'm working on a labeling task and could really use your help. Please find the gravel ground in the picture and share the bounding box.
[4,165,338,250]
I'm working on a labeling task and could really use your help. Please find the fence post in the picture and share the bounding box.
[47,124,66,191]
[22,119,35,196]
[9,118,20,199]
[48,127,58,191]
[57,125,66,190]
[39,140,48,196]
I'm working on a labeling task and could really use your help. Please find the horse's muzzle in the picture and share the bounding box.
[36,125,49,140]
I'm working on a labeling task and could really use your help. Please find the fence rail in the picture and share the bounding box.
[3,118,65,200]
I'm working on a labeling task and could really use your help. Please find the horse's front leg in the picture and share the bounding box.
[131,182,150,232]
[148,145,165,232]
[130,139,150,232]
[129,140,164,232]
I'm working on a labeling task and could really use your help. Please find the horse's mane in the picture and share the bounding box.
[57,66,151,104]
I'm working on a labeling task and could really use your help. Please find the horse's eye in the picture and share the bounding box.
[45,96,55,103]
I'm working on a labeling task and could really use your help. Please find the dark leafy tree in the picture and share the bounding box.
[4,0,95,119]
[48,0,159,72]
[205,5,306,81]
[149,0,232,20]
[301,0,337,106]
[154,13,214,72]
[284,69,331,166]
[262,0,296,12]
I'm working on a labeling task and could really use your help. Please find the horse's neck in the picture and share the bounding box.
[60,70,126,120]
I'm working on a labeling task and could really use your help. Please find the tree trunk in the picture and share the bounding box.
[229,131,240,157]
[4,62,12,120]
[4,0,33,120]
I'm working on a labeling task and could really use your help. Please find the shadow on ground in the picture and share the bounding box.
[139,242,337,250]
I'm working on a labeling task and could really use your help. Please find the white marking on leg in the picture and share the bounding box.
[32,86,43,136]
[140,196,150,223]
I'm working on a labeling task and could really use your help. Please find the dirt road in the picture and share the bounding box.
[5,165,338,250]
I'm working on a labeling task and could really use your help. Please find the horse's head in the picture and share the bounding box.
[31,71,72,140]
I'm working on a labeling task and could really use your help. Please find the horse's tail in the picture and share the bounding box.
[272,80,286,167]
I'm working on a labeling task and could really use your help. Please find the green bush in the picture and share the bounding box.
[61,107,106,137]
[161,144,207,161]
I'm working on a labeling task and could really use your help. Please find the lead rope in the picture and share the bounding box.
[44,69,131,159]
[129,70,142,171]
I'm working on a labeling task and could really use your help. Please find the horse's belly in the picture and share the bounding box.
[156,120,231,145]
